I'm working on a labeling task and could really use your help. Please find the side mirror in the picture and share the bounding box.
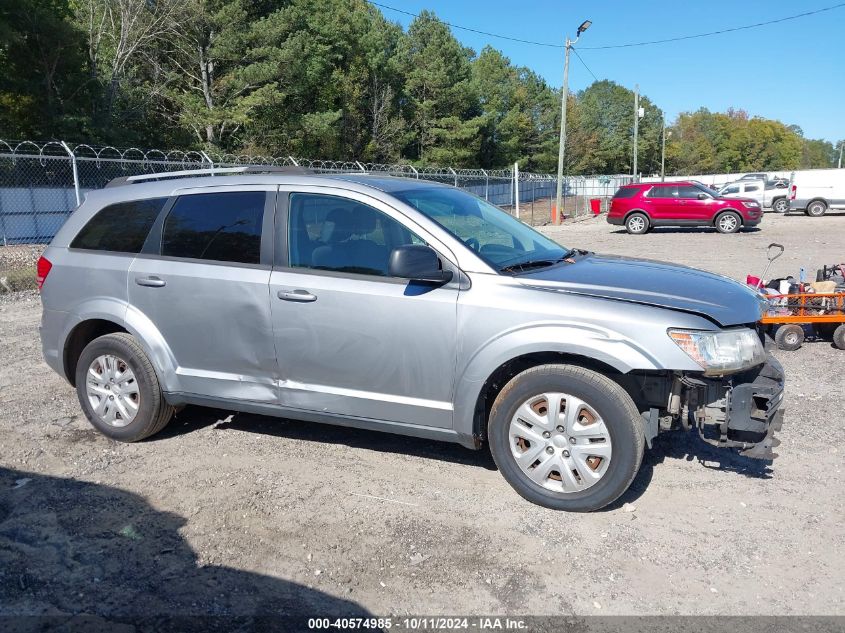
[697,193,709,200]
[388,244,453,284]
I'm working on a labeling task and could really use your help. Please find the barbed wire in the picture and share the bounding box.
[0,139,622,182]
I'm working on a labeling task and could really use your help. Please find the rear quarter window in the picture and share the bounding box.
[613,187,639,199]
[70,198,167,253]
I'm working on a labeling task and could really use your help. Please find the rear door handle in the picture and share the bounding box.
[278,289,317,302]
[135,276,166,288]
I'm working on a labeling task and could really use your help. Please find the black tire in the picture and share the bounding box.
[806,200,828,217]
[75,332,174,442]
[774,324,804,351]
[714,211,741,234]
[625,212,649,235]
[833,325,845,350]
[488,364,645,512]
[772,198,788,213]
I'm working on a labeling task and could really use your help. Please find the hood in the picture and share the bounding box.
[519,253,766,327]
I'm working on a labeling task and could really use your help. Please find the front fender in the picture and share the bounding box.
[452,321,699,439]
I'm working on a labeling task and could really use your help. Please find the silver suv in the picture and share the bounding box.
[39,167,786,511]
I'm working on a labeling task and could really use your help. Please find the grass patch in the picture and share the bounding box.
[1,266,37,292]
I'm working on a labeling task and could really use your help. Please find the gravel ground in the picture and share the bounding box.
[1,212,843,621]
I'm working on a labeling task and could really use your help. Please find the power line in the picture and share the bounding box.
[369,1,564,47]
[369,1,845,50]
[579,3,845,49]
[570,47,598,82]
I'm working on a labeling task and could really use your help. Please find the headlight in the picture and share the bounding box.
[668,328,765,376]
[742,201,760,208]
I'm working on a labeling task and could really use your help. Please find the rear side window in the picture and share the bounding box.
[646,186,677,198]
[160,192,265,264]
[613,187,639,199]
[71,198,166,253]
[745,184,761,192]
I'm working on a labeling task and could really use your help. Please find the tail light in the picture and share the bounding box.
[36,256,52,291]
[790,185,797,200]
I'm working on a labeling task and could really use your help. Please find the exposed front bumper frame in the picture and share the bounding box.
[686,354,785,460]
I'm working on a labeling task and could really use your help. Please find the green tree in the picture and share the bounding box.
[0,0,89,138]
[568,80,661,175]
[398,11,482,165]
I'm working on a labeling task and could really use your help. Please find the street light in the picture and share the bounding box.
[555,19,591,224]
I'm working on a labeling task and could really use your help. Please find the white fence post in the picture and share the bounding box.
[481,168,488,200]
[514,162,520,218]
[60,141,81,206]
[448,166,457,187]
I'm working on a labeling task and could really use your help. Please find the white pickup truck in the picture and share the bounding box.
[719,179,790,213]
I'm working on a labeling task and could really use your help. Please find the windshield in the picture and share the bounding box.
[392,187,568,271]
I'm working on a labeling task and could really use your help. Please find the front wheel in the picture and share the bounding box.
[488,364,644,512]
[772,198,788,213]
[75,332,174,442]
[715,211,741,234]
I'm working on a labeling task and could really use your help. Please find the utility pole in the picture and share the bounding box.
[660,117,665,181]
[632,84,639,180]
[555,19,591,224]
[839,141,843,169]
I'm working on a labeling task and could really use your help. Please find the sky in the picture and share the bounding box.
[373,0,844,143]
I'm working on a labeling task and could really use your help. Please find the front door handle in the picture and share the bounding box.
[135,276,166,288]
[278,289,317,302]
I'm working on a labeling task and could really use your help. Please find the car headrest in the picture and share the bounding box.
[320,208,353,243]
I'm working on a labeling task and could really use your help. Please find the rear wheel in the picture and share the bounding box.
[715,211,741,234]
[75,333,174,442]
[625,212,649,235]
[488,364,644,512]
[806,200,828,217]
[775,324,804,351]
[772,198,788,213]
[833,325,845,350]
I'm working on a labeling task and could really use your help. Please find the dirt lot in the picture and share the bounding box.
[1,212,843,622]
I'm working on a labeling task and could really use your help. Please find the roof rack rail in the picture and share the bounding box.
[104,165,313,188]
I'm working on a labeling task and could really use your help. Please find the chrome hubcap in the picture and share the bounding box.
[719,215,737,231]
[509,392,612,494]
[628,217,645,232]
[86,355,140,427]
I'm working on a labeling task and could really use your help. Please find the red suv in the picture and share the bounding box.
[608,181,762,234]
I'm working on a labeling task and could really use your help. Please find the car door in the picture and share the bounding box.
[269,186,459,429]
[643,184,677,220]
[676,185,713,221]
[127,186,278,403]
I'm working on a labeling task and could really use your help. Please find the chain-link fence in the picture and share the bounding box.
[0,139,634,252]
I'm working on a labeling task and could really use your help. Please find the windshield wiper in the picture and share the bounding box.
[499,257,566,274]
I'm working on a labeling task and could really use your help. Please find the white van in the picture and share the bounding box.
[788,168,845,216]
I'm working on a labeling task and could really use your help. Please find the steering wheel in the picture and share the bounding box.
[464,237,480,252]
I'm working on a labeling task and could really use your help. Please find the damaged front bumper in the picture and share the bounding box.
[685,353,786,460]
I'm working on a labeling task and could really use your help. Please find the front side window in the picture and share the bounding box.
[71,198,166,252]
[722,185,740,194]
[160,192,265,264]
[391,187,567,271]
[678,185,706,199]
[288,193,423,277]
